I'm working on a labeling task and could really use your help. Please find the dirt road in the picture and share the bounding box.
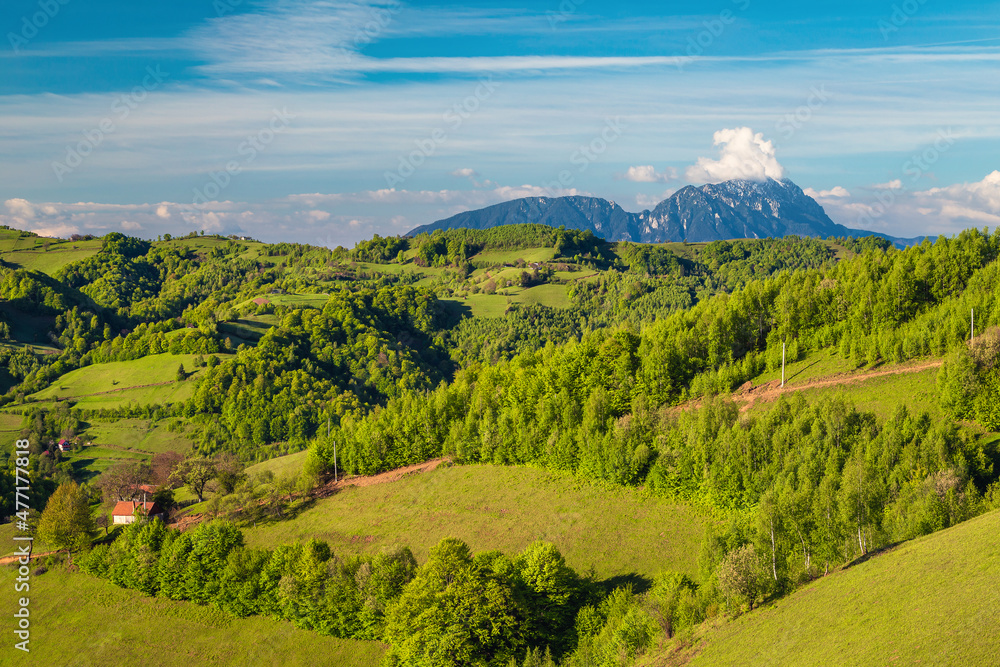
[733,359,943,412]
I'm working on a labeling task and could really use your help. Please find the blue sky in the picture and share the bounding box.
[2,0,1000,245]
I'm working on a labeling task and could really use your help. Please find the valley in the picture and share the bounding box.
[1,223,997,666]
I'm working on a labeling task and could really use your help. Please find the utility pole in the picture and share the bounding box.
[328,416,338,483]
[781,341,786,388]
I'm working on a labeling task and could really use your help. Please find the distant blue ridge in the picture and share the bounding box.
[409,178,923,248]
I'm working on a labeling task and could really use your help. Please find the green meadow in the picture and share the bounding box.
[29,353,226,406]
[244,463,706,582]
[245,449,310,479]
[685,508,1000,667]
[0,566,385,666]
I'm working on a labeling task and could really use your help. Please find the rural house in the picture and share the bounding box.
[112,501,165,525]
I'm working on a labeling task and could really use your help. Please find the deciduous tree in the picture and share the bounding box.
[37,481,97,553]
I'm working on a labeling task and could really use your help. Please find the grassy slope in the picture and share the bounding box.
[512,283,571,308]
[684,508,1000,667]
[29,353,225,405]
[244,463,705,581]
[0,228,103,275]
[0,521,53,557]
[85,418,196,454]
[0,566,385,666]
[66,419,196,481]
[245,449,310,479]
[797,366,942,421]
[746,350,944,421]
[28,354,185,400]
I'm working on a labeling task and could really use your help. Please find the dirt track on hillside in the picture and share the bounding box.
[733,359,944,412]
[667,359,944,416]
[313,457,450,497]
[0,550,58,565]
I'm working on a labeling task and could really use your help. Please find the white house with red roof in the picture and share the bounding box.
[112,500,165,525]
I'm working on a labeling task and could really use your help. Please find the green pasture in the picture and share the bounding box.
[29,353,224,406]
[244,463,706,582]
[686,508,1000,667]
[245,449,310,480]
[0,566,385,666]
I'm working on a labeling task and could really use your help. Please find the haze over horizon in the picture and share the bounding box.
[2,0,999,246]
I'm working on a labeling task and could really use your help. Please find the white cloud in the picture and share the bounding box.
[635,189,676,209]
[920,170,1000,214]
[809,171,1000,236]
[30,223,81,238]
[873,179,903,190]
[450,168,478,178]
[685,127,785,184]
[622,165,676,183]
[4,198,36,218]
[187,0,687,78]
[803,186,851,199]
[0,183,585,249]
[155,205,171,219]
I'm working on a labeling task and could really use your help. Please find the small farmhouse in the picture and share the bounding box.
[112,501,165,525]
[57,439,71,453]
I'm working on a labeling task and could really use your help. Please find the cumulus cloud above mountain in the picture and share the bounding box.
[685,127,785,184]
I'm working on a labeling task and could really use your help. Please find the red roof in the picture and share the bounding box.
[112,501,162,517]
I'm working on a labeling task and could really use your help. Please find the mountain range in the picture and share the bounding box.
[409,178,919,246]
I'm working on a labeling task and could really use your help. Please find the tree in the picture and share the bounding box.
[937,349,978,418]
[170,456,217,502]
[383,538,524,666]
[214,452,247,495]
[37,481,97,553]
[152,486,176,511]
[151,451,184,487]
[176,363,187,381]
[648,572,698,640]
[716,544,770,613]
[96,461,151,502]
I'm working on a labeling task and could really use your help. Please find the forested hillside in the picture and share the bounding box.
[2,223,999,666]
